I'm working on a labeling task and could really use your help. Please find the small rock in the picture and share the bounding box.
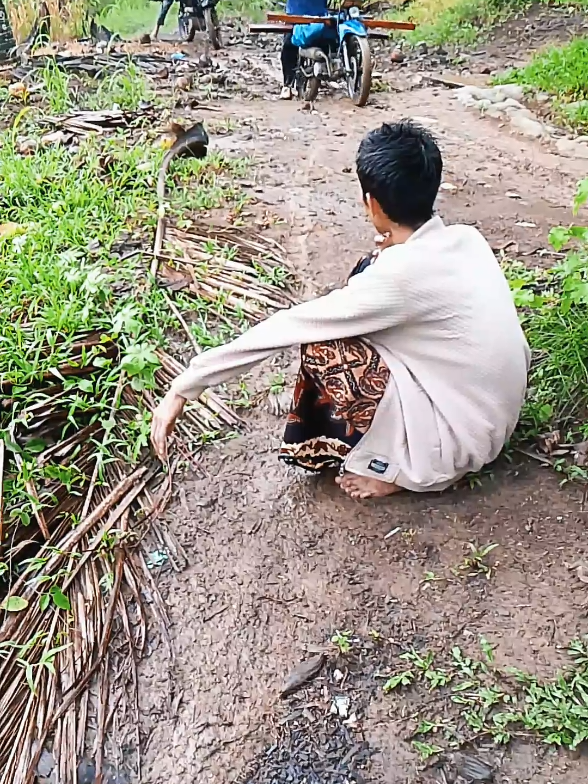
[175,75,192,91]
[8,82,28,99]
[556,137,588,159]
[509,112,545,139]
[455,752,494,782]
[494,83,525,102]
[333,668,345,683]
[416,40,428,55]
[17,138,38,155]
[390,47,404,63]
[139,33,151,44]
[41,130,68,147]
[330,694,351,718]
[37,749,56,779]
[440,182,457,192]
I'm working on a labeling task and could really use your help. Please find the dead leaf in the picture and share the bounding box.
[538,430,561,455]
[8,82,28,100]
[159,264,191,291]
[280,653,325,698]
[0,223,25,240]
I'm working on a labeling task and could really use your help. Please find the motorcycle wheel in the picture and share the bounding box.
[296,61,320,102]
[204,7,221,50]
[345,34,372,107]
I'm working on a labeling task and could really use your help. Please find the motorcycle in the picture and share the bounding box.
[293,2,372,107]
[178,0,221,49]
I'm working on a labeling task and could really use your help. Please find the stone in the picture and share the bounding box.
[556,137,588,159]
[509,112,545,138]
[493,83,525,102]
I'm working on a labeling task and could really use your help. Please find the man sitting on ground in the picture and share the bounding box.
[151,121,530,499]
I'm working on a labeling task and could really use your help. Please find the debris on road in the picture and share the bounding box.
[280,653,326,697]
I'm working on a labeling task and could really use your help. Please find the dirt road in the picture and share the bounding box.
[138,43,588,784]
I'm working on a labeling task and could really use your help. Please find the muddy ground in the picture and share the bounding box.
[137,13,588,784]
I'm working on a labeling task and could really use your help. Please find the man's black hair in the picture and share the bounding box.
[356,120,442,229]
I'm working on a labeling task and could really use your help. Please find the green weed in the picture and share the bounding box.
[331,629,354,654]
[394,0,533,46]
[496,38,588,132]
[383,636,588,752]
[395,0,587,46]
[504,179,588,438]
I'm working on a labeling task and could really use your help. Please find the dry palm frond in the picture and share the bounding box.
[0,233,298,781]
[0,110,299,782]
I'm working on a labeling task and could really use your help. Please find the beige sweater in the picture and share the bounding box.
[172,217,530,491]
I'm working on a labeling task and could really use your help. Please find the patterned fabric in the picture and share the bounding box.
[279,337,391,471]
[278,253,389,471]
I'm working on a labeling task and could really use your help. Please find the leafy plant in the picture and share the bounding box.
[504,179,588,437]
[331,629,354,654]
[383,635,588,754]
[496,38,588,132]
[454,542,499,578]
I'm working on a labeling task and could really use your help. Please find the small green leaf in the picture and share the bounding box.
[549,225,571,252]
[39,594,50,612]
[2,596,29,612]
[50,586,71,611]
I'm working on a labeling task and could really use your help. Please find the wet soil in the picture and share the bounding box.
[137,16,588,784]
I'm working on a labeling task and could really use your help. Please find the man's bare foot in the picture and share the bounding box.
[335,472,401,500]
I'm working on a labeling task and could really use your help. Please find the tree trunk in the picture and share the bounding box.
[0,0,16,61]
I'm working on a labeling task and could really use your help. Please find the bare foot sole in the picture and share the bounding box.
[335,472,401,500]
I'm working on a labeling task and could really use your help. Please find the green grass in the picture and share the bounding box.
[503,180,588,443]
[496,37,588,132]
[383,636,588,755]
[395,0,588,46]
[96,0,271,38]
[0,65,254,520]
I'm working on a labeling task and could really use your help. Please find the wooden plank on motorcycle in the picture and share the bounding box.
[267,12,335,25]
[249,22,294,34]
[266,12,415,31]
[363,19,416,30]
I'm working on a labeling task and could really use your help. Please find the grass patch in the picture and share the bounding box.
[0,62,293,780]
[496,37,588,132]
[394,0,588,46]
[7,0,87,42]
[503,179,588,445]
[394,0,533,46]
[382,636,588,756]
[96,0,271,38]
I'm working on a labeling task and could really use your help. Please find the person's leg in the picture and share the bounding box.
[280,32,298,99]
[152,0,174,39]
[279,338,401,499]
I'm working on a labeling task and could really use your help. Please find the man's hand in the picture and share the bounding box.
[150,390,187,461]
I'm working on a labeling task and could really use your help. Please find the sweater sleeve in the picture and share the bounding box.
[171,259,406,400]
